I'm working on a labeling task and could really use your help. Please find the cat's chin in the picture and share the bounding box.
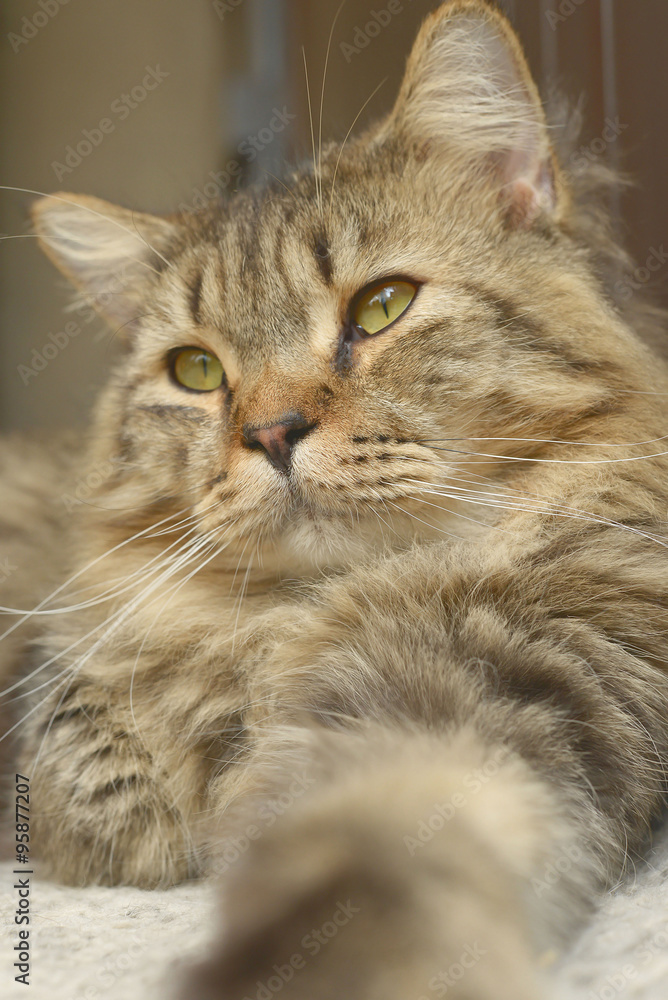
[270,513,393,574]
[263,495,486,575]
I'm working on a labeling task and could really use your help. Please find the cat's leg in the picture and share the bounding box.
[20,679,199,887]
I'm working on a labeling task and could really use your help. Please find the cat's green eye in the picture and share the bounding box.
[353,280,417,336]
[170,348,224,392]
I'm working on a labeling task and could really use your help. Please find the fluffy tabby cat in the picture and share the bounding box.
[2,2,668,997]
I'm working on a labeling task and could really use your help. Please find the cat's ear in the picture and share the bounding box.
[32,193,178,331]
[386,0,563,227]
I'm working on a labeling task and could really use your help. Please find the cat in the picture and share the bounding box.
[2,1,668,997]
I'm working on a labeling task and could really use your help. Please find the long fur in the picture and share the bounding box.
[2,2,668,997]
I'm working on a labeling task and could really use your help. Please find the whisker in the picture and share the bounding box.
[0,496,226,622]
[421,433,668,449]
[128,524,238,732]
[1,526,204,622]
[385,500,467,543]
[424,444,668,465]
[0,232,162,281]
[0,520,233,698]
[302,47,321,218]
[327,77,387,228]
[29,668,83,772]
[406,492,518,536]
[17,526,228,743]
[0,505,192,626]
[0,185,173,271]
[130,209,171,274]
[230,549,255,655]
[318,0,346,220]
[0,670,75,746]
[259,169,298,203]
[406,479,668,551]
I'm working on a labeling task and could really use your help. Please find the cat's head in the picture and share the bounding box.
[33,0,641,572]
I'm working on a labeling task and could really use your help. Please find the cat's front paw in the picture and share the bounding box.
[184,877,545,1000]
[23,700,195,887]
[182,808,546,1000]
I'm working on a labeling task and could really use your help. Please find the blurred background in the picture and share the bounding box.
[1,0,667,430]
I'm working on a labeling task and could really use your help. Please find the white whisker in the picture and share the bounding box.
[0,185,173,271]
[0,519,233,699]
[404,478,668,551]
[128,524,239,732]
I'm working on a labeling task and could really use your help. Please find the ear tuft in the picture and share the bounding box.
[32,193,177,331]
[387,0,563,227]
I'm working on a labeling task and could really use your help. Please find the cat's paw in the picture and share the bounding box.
[183,873,545,1000]
[182,804,546,1000]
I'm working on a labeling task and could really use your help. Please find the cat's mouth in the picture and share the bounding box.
[205,439,475,559]
[263,454,427,525]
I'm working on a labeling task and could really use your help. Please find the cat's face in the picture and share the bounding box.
[33,1,633,573]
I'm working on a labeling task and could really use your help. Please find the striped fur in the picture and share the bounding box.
[2,2,668,997]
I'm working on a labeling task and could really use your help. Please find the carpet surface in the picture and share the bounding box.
[1,824,667,1000]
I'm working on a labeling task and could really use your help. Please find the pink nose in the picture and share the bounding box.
[242,414,316,473]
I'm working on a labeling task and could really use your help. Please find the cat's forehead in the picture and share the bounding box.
[188,199,335,362]
[180,156,446,363]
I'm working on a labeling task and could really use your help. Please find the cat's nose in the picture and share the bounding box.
[242,413,317,474]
